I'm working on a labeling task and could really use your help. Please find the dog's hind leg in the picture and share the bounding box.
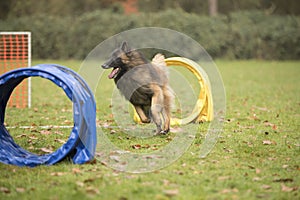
[161,87,173,134]
[160,109,169,134]
[134,105,151,123]
[150,84,164,135]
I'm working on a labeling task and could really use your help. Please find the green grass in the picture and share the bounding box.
[1,60,299,200]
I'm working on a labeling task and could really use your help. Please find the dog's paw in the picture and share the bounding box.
[154,128,169,136]
[141,118,151,123]
[160,129,170,135]
[154,129,169,135]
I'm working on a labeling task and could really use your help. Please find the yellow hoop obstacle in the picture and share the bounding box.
[133,57,213,125]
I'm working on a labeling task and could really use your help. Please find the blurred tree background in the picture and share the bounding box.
[0,0,299,59]
[1,0,300,18]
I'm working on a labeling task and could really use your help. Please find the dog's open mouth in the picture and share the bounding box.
[108,67,120,79]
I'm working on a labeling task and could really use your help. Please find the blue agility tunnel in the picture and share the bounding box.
[0,64,96,167]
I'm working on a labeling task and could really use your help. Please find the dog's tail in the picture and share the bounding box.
[152,53,170,77]
[152,53,166,67]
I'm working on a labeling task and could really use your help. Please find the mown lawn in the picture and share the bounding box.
[0,59,299,200]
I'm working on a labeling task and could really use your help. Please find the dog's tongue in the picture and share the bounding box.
[108,68,119,79]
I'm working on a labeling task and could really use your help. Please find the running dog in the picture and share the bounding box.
[102,41,173,134]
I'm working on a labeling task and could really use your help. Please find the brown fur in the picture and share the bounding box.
[102,42,173,134]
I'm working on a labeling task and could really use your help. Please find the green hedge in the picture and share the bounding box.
[1,10,299,60]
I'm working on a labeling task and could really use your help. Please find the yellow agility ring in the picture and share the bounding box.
[133,57,213,125]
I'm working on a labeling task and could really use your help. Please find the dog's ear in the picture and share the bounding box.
[120,41,130,53]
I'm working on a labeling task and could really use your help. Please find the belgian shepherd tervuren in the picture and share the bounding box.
[102,41,173,135]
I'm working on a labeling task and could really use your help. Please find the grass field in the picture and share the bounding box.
[0,59,299,200]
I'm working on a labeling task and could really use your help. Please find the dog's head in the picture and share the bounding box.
[102,41,135,79]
